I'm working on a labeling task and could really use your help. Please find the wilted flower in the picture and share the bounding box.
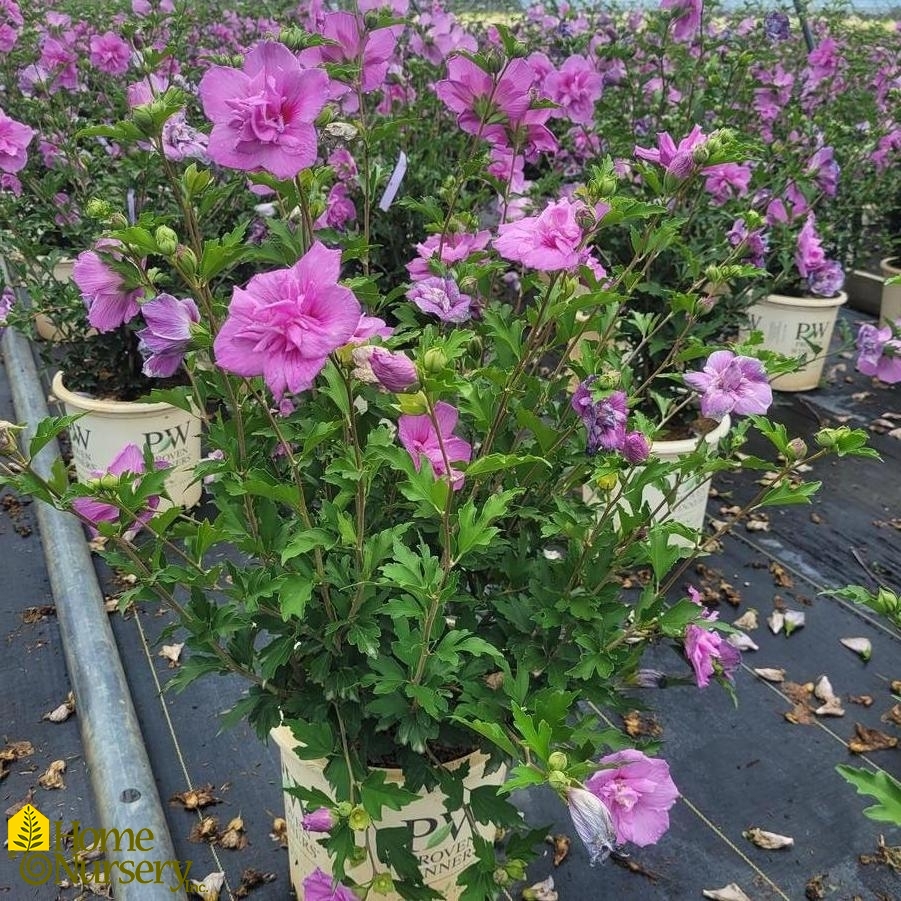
[586,749,680,846]
[0,285,14,338]
[622,431,651,464]
[564,786,617,865]
[684,351,772,419]
[301,808,336,833]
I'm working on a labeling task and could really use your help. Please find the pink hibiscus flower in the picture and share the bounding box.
[398,401,472,490]
[586,749,680,847]
[198,41,328,179]
[0,109,34,173]
[72,241,144,332]
[213,241,361,400]
[494,198,585,271]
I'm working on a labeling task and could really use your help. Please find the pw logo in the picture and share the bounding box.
[8,804,49,851]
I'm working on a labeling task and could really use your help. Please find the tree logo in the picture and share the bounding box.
[7,804,49,851]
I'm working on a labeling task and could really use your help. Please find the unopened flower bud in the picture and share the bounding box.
[594,371,621,390]
[565,787,616,865]
[154,226,178,256]
[622,431,651,464]
[301,808,336,833]
[176,246,198,276]
[396,391,430,415]
[493,867,510,887]
[336,801,354,818]
[348,845,368,866]
[370,347,419,393]
[786,437,807,459]
[595,472,618,491]
[691,142,711,166]
[482,47,505,74]
[422,348,448,375]
[98,473,120,489]
[131,105,156,136]
[523,876,558,901]
[505,859,527,882]
[109,212,129,229]
[371,873,395,894]
[548,770,569,791]
[348,805,371,831]
[85,198,116,221]
[548,751,568,771]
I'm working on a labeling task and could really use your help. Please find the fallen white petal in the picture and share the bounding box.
[840,637,872,660]
[727,631,759,651]
[732,609,758,631]
[190,872,225,901]
[753,668,785,683]
[702,885,752,901]
[815,698,845,717]
[814,675,836,703]
[743,827,794,849]
[783,609,805,635]
[768,611,784,635]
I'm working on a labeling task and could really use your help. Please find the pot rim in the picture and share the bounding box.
[880,257,900,275]
[650,412,731,456]
[758,290,848,310]
[52,370,181,415]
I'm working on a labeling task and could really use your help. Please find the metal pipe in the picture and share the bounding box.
[792,0,816,53]
[2,326,189,901]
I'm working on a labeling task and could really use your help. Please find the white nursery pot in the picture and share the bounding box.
[744,291,847,391]
[52,371,202,509]
[33,257,98,342]
[271,725,506,901]
[880,258,901,325]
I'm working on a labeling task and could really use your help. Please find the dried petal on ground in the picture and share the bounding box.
[744,827,795,849]
[754,668,785,683]
[809,512,823,524]
[815,698,845,717]
[234,868,277,898]
[858,836,901,874]
[727,631,758,651]
[5,789,35,817]
[189,816,220,843]
[159,643,184,668]
[546,833,571,866]
[849,695,874,707]
[785,703,815,725]
[702,885,752,901]
[769,562,794,588]
[21,605,55,624]
[892,680,901,694]
[814,676,837,703]
[190,871,226,901]
[881,704,901,726]
[805,873,827,900]
[622,710,662,738]
[522,875,558,901]
[218,816,248,850]
[43,691,76,723]
[840,638,872,661]
[38,759,66,790]
[171,784,221,810]
[0,740,34,762]
[733,609,758,631]
[848,723,899,754]
[269,817,288,847]
[768,611,785,635]
[611,855,661,882]
[783,610,806,636]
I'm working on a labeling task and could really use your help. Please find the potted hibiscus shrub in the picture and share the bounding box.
[0,3,881,900]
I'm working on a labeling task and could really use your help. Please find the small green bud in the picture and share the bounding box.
[691,142,711,166]
[0,421,24,456]
[347,844,368,866]
[154,226,178,256]
[109,212,129,229]
[492,868,510,887]
[594,371,621,390]
[85,198,116,221]
[422,348,448,375]
[505,859,527,882]
[482,47,505,74]
[548,751,568,771]
[371,873,395,894]
[786,437,807,459]
[336,801,354,818]
[396,391,430,415]
[176,246,198,277]
[547,770,569,791]
[98,473,120,489]
[348,805,371,831]
[183,165,212,197]
[594,472,618,492]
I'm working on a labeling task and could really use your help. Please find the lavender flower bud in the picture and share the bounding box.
[370,348,419,393]
[301,808,336,833]
[622,431,651,464]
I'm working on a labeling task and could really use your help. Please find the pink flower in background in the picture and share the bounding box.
[369,347,418,392]
[137,294,200,378]
[328,147,357,182]
[301,808,336,833]
[572,381,629,455]
[302,868,358,901]
[214,241,361,400]
[871,129,901,174]
[199,41,328,179]
[318,12,401,93]
[72,444,168,537]
[727,219,768,268]
[495,198,585,271]
[89,31,131,75]
[806,145,840,197]
[0,109,34,173]
[350,313,393,344]
[684,351,772,419]
[407,230,491,281]
[435,56,533,137]
[586,750,679,847]
[407,276,472,323]
[702,162,752,203]
[684,598,742,688]
[856,322,901,383]
[545,54,603,126]
[0,285,14,338]
[410,9,476,65]
[807,260,844,297]
[635,126,707,180]
[565,786,617,864]
[315,183,356,231]
[398,401,472,490]
[795,214,826,279]
[73,242,143,332]
[660,0,703,42]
